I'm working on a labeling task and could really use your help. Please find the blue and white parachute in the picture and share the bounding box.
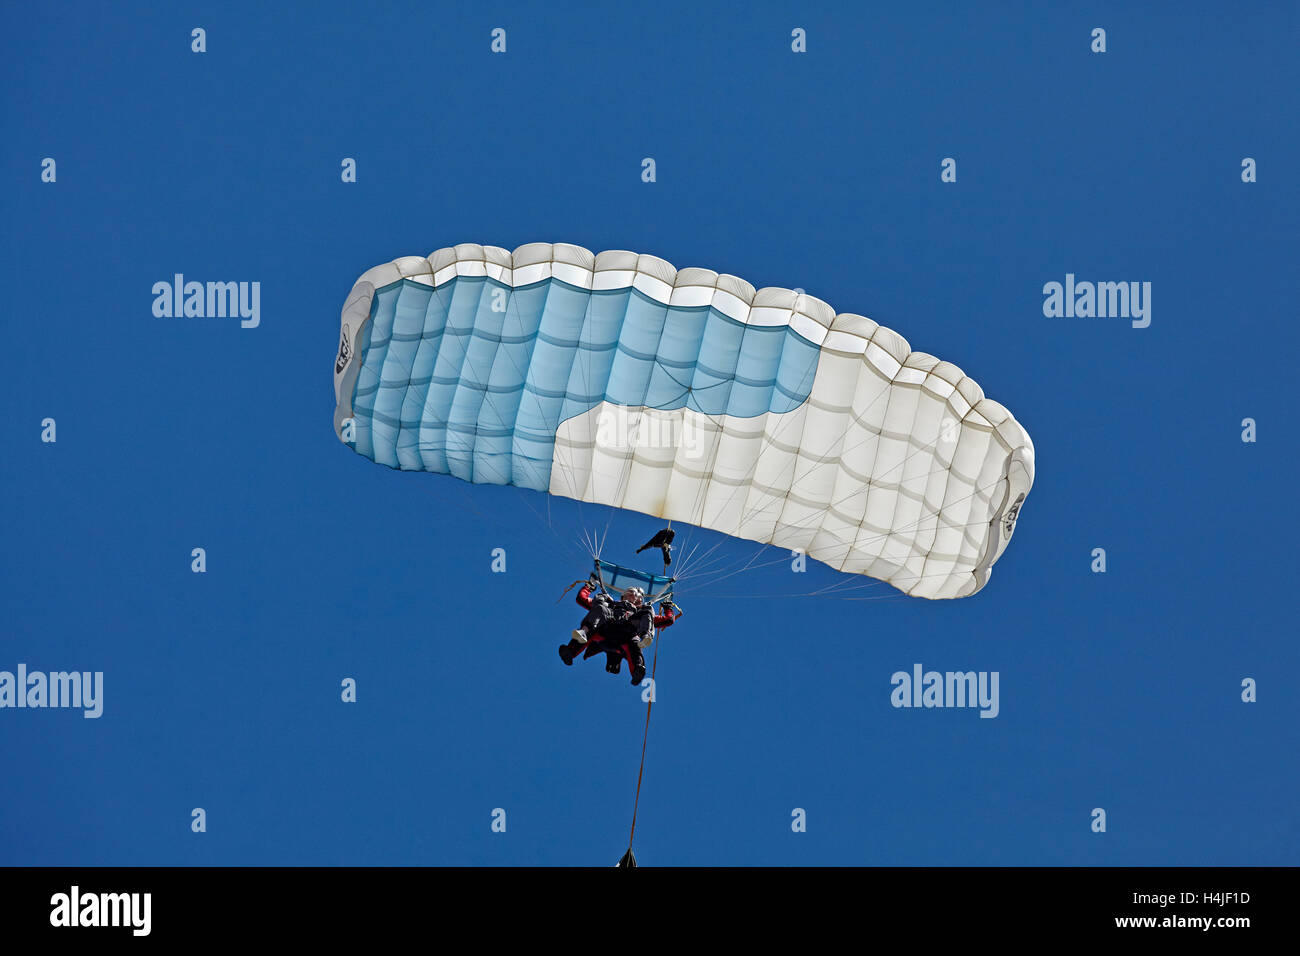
[333,243,1034,599]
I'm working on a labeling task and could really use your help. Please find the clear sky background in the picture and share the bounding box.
[3,2,1296,866]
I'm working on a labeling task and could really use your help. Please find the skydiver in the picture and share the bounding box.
[636,528,675,567]
[559,583,680,685]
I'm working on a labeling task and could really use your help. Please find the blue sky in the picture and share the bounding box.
[2,2,1296,866]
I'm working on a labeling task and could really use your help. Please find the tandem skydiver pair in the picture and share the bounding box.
[558,531,681,685]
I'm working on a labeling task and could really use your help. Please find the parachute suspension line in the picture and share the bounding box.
[681,466,1009,595]
[691,473,1012,598]
[672,534,732,583]
[685,549,793,589]
[673,540,703,580]
[579,526,602,564]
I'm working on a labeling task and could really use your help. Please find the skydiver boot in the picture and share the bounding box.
[571,627,589,645]
[558,643,575,666]
[630,662,647,685]
[605,653,622,674]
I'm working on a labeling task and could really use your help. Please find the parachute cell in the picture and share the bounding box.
[333,242,1035,599]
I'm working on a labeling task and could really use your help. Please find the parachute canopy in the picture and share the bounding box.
[333,242,1035,599]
